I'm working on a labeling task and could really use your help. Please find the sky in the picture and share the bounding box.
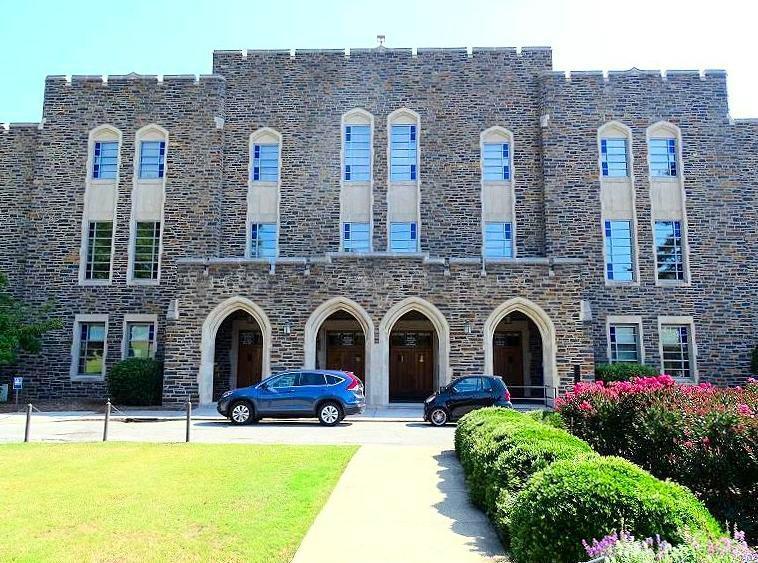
[1,0,757,122]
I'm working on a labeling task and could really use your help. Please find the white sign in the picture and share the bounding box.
[12,377,22,390]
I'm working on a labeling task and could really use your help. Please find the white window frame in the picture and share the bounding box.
[246,127,282,258]
[605,315,644,364]
[603,219,637,283]
[122,314,158,360]
[70,314,109,381]
[480,126,516,259]
[646,121,691,286]
[657,315,697,382]
[340,109,374,252]
[128,124,168,285]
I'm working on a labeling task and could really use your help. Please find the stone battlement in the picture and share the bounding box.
[44,73,226,87]
[540,68,727,83]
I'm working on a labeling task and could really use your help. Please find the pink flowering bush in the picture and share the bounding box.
[557,376,758,540]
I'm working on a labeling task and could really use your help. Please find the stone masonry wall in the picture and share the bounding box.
[540,71,757,383]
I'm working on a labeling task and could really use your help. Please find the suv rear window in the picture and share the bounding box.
[298,372,327,386]
[325,374,342,385]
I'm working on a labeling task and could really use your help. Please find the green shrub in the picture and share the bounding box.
[510,456,722,563]
[595,362,659,382]
[525,409,565,429]
[107,358,163,406]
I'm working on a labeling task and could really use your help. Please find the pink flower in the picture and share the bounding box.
[579,400,594,412]
[737,403,753,416]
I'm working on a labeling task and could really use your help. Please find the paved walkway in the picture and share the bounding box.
[292,445,509,563]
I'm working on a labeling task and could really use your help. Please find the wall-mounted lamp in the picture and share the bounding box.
[464,321,473,335]
[283,321,292,336]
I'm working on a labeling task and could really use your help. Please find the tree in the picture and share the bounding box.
[0,272,62,365]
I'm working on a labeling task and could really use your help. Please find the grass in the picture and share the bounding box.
[0,442,357,562]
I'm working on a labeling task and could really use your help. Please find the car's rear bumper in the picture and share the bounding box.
[343,402,365,416]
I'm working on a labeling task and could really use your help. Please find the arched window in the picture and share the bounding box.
[342,108,373,182]
[135,124,168,180]
[88,124,121,181]
[480,126,515,259]
[388,108,420,182]
[387,108,421,253]
[250,127,281,183]
[647,121,680,178]
[597,121,632,178]
[480,126,513,182]
[248,128,282,258]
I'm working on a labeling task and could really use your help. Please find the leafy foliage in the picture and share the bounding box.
[509,457,722,563]
[0,272,62,366]
[557,375,758,540]
[595,362,659,382]
[107,358,163,406]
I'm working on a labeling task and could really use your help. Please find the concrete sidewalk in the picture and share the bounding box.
[292,445,509,563]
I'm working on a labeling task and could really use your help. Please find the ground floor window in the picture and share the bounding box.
[125,322,156,358]
[609,324,640,363]
[77,322,107,376]
[660,324,692,379]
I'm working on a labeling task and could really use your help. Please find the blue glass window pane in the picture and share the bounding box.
[390,125,418,181]
[252,144,280,182]
[139,141,165,179]
[609,325,639,363]
[343,222,370,252]
[344,125,370,181]
[482,143,511,181]
[390,222,418,253]
[649,138,678,177]
[655,220,685,281]
[483,222,513,258]
[251,223,277,258]
[93,141,119,179]
[600,138,628,177]
[604,220,634,281]
[661,324,691,378]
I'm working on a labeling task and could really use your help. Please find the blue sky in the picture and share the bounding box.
[2,0,756,122]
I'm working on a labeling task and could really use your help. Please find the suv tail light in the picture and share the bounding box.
[345,372,361,391]
[503,388,511,402]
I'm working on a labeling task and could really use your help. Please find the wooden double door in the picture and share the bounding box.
[389,331,434,402]
[493,331,525,398]
[325,331,365,382]
[236,330,263,388]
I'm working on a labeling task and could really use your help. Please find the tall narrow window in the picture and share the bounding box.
[251,223,277,258]
[609,325,639,363]
[78,322,106,376]
[482,143,511,180]
[390,222,417,253]
[661,324,692,378]
[484,222,513,258]
[344,125,370,181]
[252,144,280,182]
[600,138,628,177]
[85,221,113,280]
[93,141,119,179]
[390,125,417,181]
[125,322,155,359]
[655,221,684,281]
[649,138,678,177]
[139,141,165,179]
[343,222,370,252]
[604,220,635,282]
[133,222,161,280]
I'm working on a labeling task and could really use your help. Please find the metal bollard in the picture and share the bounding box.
[103,400,111,442]
[185,398,192,443]
[24,403,32,442]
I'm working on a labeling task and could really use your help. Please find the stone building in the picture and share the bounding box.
[1,46,755,407]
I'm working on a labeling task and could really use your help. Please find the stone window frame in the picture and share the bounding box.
[121,313,158,360]
[246,127,282,259]
[657,315,698,382]
[69,313,109,381]
[597,121,640,287]
[341,109,375,252]
[480,126,516,260]
[605,315,645,364]
[128,124,168,286]
[386,108,421,253]
[78,125,122,286]
[646,121,691,287]
[603,219,636,282]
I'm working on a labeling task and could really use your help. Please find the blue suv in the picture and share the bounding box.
[217,370,366,426]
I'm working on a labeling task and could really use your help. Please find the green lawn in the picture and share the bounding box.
[0,443,357,562]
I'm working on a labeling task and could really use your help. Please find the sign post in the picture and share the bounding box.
[13,377,23,412]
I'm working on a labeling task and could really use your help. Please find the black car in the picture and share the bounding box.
[423,375,512,426]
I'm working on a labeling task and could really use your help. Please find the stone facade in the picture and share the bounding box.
[1,46,755,406]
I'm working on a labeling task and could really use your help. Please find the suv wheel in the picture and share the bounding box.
[429,407,448,426]
[318,402,342,426]
[230,400,255,425]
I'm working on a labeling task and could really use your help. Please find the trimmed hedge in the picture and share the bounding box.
[510,456,722,563]
[594,362,659,382]
[455,408,595,543]
[107,358,163,406]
